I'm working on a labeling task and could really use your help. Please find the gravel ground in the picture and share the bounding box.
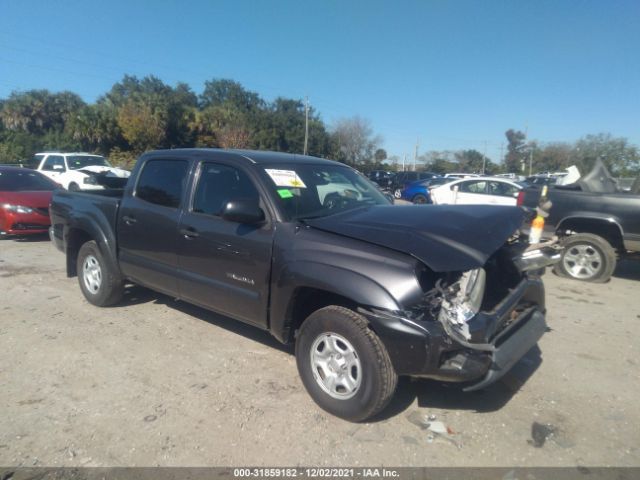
[1,235,639,467]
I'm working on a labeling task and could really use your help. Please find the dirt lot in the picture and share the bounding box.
[1,236,639,467]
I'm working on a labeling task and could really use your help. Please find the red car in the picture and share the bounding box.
[0,166,59,236]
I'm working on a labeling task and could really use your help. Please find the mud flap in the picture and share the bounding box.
[463,310,546,392]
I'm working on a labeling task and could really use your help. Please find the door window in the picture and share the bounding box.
[27,154,45,169]
[135,159,188,208]
[41,155,65,171]
[488,181,519,197]
[457,180,487,194]
[193,163,260,217]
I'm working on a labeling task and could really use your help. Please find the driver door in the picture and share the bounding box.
[39,155,66,183]
[176,162,274,327]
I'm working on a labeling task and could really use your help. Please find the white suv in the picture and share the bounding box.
[28,152,130,190]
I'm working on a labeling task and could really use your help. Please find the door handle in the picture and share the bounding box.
[180,227,199,239]
[122,215,137,225]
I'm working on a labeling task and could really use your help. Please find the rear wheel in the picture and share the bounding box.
[553,233,616,283]
[68,182,80,191]
[295,306,398,422]
[393,188,402,198]
[412,194,428,204]
[77,240,124,306]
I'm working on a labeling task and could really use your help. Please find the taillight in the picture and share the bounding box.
[516,190,525,206]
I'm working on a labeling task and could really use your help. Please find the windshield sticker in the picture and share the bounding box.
[277,189,294,199]
[265,169,307,188]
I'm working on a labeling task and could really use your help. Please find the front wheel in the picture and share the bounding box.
[393,188,402,199]
[553,233,617,283]
[77,240,124,306]
[68,182,80,191]
[295,306,398,422]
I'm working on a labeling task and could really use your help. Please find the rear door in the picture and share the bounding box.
[176,161,274,327]
[117,157,190,296]
[455,180,490,204]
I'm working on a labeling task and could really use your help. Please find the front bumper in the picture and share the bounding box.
[360,276,547,391]
[0,211,50,235]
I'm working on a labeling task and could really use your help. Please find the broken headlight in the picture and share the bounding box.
[438,268,486,338]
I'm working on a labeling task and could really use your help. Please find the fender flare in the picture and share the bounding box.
[269,261,401,342]
[64,215,121,279]
[557,214,624,236]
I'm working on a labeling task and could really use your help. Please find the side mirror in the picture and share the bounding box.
[221,198,265,224]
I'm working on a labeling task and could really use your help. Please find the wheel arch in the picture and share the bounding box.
[557,215,625,252]
[270,262,401,344]
[64,221,120,280]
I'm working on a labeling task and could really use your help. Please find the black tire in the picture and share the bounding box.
[68,182,80,191]
[393,188,402,199]
[77,240,124,306]
[412,194,428,204]
[553,233,616,283]
[295,306,398,422]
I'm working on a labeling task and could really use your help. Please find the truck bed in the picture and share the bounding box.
[50,188,124,256]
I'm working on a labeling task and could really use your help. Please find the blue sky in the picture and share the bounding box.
[1,0,639,161]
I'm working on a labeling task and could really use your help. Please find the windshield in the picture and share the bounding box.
[262,163,391,220]
[67,155,111,170]
[0,169,58,191]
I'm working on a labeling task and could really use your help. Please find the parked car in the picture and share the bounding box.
[50,149,559,421]
[400,176,453,204]
[430,177,522,206]
[28,152,130,191]
[444,173,480,178]
[519,159,640,283]
[0,166,59,236]
[367,170,394,185]
[387,171,439,198]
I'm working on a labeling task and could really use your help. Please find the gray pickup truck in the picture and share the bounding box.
[520,160,640,282]
[50,148,560,421]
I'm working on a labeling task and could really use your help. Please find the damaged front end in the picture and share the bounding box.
[360,236,561,391]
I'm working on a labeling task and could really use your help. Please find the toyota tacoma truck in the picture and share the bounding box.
[50,149,559,421]
[519,159,640,283]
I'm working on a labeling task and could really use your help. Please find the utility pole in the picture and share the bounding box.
[413,138,419,172]
[529,149,533,176]
[402,154,406,172]
[482,141,487,175]
[303,96,309,155]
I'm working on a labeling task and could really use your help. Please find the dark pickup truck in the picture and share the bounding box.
[519,160,640,283]
[50,148,559,421]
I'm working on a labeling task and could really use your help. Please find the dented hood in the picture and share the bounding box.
[305,205,524,272]
[78,165,131,178]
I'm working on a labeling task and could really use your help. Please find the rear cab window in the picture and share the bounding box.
[135,159,189,208]
[27,154,45,169]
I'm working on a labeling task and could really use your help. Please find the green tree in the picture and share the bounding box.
[330,116,381,165]
[103,75,196,152]
[374,148,387,162]
[574,133,640,176]
[504,129,527,173]
[0,90,84,135]
[455,149,489,173]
